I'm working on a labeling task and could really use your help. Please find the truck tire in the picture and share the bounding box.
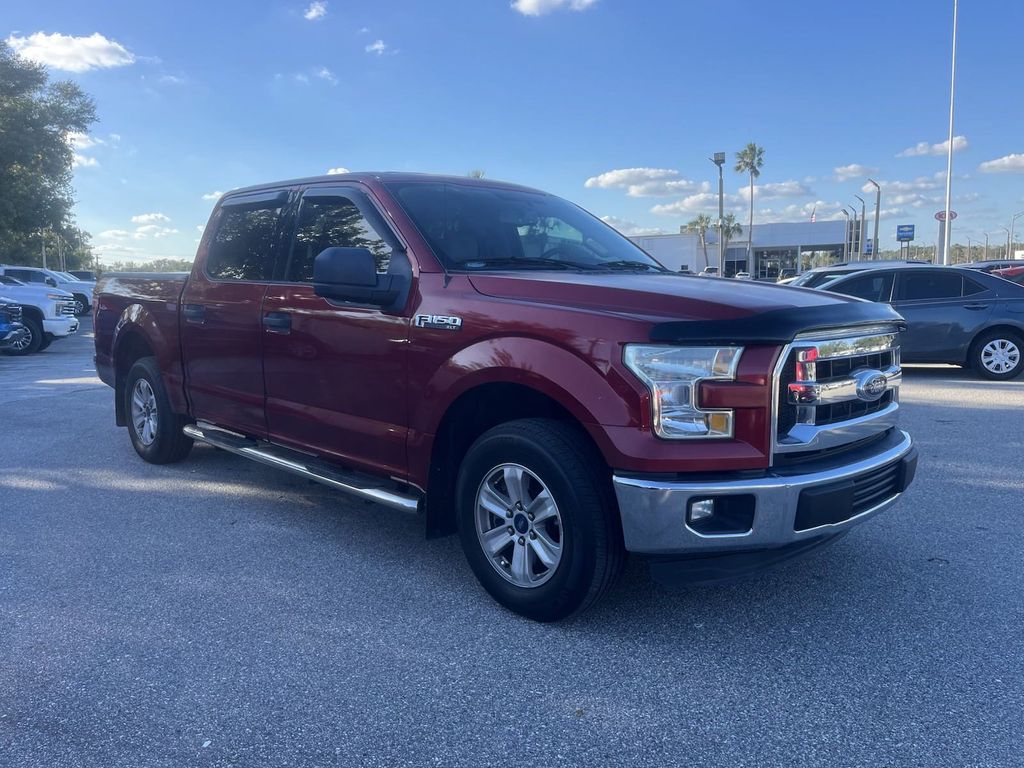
[37,334,53,352]
[2,317,43,356]
[970,329,1023,380]
[72,294,89,316]
[456,418,625,622]
[124,357,194,464]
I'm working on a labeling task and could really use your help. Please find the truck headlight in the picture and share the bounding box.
[623,345,742,439]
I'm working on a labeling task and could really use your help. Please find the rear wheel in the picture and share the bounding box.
[2,317,43,356]
[970,330,1023,380]
[456,418,625,622]
[124,357,194,463]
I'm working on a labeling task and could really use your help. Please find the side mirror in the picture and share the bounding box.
[46,277,58,287]
[313,247,404,308]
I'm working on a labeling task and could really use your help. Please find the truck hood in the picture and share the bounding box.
[468,271,905,344]
[0,283,73,300]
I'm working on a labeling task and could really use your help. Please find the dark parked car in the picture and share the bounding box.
[992,265,1024,286]
[68,270,97,281]
[819,266,1024,380]
[789,260,930,289]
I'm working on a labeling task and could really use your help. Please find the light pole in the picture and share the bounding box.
[941,0,959,265]
[867,179,881,260]
[855,195,866,259]
[710,152,726,274]
[1009,210,1024,260]
[1001,227,1011,260]
[966,235,973,264]
[840,209,851,262]
[984,232,990,261]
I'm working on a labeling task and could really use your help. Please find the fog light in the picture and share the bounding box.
[688,498,715,523]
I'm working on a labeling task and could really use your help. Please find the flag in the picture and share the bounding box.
[810,206,817,224]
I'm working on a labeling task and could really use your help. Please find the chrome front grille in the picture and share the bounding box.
[58,300,77,316]
[0,302,22,323]
[774,325,902,458]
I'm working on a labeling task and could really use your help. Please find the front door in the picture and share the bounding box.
[179,190,289,437]
[891,269,994,362]
[261,186,411,479]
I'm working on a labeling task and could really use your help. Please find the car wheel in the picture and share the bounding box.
[72,294,88,316]
[124,357,194,463]
[970,330,1024,380]
[37,334,53,351]
[2,317,43,356]
[456,418,625,622]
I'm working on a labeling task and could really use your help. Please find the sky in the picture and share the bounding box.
[6,0,1024,264]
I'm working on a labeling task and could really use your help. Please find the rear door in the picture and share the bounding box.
[261,186,412,479]
[891,270,994,362]
[179,189,290,437]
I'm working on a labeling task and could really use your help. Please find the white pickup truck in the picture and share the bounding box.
[0,275,79,355]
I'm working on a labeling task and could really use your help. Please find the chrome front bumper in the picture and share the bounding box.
[613,430,916,555]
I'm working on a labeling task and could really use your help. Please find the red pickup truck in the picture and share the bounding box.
[95,173,917,621]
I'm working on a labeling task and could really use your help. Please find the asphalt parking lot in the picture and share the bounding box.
[2,319,1022,768]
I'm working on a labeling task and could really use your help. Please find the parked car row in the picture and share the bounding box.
[0,267,86,356]
[800,263,1024,380]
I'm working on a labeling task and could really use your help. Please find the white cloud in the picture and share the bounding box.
[315,66,337,85]
[897,135,968,157]
[294,73,310,84]
[72,153,99,168]
[512,0,598,16]
[6,32,135,72]
[584,167,703,197]
[978,153,1024,174]
[99,229,130,239]
[325,167,350,175]
[365,39,389,55]
[196,225,205,233]
[358,27,370,34]
[131,212,170,224]
[599,216,664,236]
[67,132,103,150]
[861,175,943,194]
[834,164,877,181]
[651,192,742,217]
[201,191,223,201]
[735,180,811,201]
[133,224,178,239]
[303,1,327,21]
[158,74,185,85]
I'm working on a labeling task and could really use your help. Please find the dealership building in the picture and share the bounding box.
[631,220,862,278]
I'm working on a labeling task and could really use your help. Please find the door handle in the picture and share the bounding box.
[963,303,989,310]
[183,304,206,323]
[262,311,292,333]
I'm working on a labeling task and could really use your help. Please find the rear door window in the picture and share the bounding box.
[206,196,286,281]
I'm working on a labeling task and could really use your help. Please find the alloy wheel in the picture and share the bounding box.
[474,463,563,588]
[131,378,159,446]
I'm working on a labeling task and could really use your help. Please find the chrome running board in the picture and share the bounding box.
[183,422,421,514]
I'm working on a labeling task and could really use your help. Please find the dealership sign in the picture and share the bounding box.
[896,225,915,242]
[934,210,958,221]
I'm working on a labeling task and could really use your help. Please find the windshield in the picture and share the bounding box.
[387,182,666,272]
[55,271,80,281]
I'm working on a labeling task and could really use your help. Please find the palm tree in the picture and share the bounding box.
[734,142,765,266]
[720,214,743,269]
[686,214,713,268]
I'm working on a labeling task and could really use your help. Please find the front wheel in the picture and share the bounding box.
[970,330,1023,380]
[2,317,43,356]
[124,357,194,463]
[72,294,89,316]
[456,418,625,622]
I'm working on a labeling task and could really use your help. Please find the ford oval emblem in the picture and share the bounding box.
[855,370,888,402]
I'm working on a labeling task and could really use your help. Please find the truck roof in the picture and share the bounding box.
[225,172,547,198]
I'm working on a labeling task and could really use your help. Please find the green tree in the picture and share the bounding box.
[734,142,765,264]
[0,41,97,267]
[686,214,713,268]
[719,213,743,254]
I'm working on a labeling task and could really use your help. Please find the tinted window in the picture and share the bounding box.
[6,269,43,283]
[962,278,986,296]
[897,272,963,301]
[287,195,392,282]
[206,201,283,281]
[388,182,663,272]
[794,269,858,288]
[830,272,894,302]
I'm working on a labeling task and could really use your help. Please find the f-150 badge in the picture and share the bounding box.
[415,314,463,331]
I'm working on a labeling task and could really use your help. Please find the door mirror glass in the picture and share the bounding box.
[313,247,400,306]
[46,277,58,287]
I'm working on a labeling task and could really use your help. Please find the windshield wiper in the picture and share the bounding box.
[456,257,598,271]
[595,260,668,272]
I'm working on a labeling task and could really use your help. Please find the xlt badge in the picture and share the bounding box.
[415,314,463,331]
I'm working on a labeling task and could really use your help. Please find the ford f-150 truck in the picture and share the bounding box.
[95,173,917,621]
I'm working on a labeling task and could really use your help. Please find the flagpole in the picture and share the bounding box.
[942,0,958,265]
